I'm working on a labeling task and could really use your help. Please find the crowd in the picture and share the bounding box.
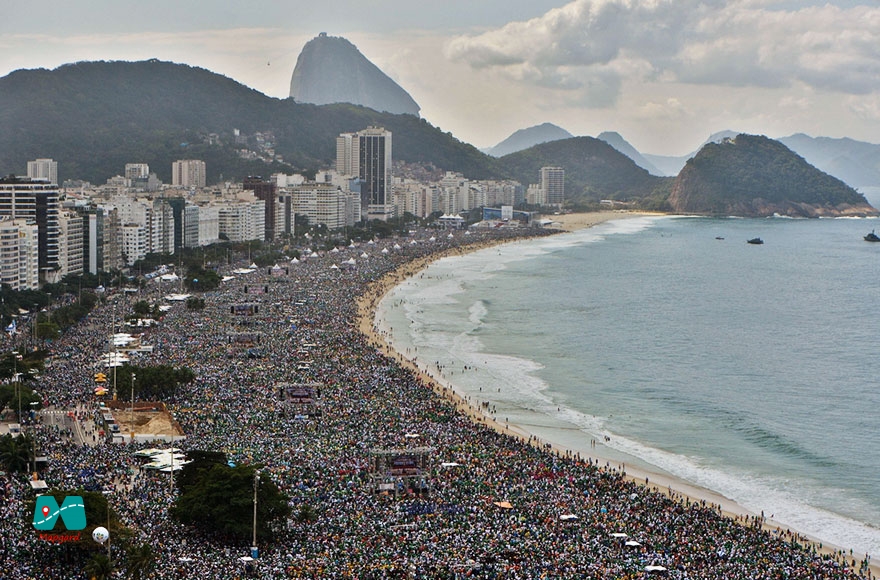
[0,225,874,579]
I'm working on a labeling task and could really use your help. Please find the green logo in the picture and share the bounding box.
[33,495,86,531]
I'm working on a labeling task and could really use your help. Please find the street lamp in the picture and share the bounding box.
[130,373,136,443]
[252,470,259,560]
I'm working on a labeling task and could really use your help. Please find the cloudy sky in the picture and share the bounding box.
[3,0,880,155]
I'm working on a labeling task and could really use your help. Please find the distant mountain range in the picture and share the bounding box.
[289,33,420,117]
[0,59,872,217]
[484,123,572,157]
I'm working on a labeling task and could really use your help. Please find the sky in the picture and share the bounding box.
[3,0,880,156]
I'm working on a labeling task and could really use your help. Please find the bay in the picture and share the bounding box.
[377,215,880,557]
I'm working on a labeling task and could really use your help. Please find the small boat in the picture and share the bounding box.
[864,230,880,242]
[747,238,764,245]
[715,236,724,240]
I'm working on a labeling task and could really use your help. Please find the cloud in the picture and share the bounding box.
[445,0,880,105]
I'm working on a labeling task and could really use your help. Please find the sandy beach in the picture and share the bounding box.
[356,211,878,575]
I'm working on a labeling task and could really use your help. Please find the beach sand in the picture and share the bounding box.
[356,211,876,574]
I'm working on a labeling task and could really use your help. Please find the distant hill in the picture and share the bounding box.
[289,33,420,117]
[486,123,573,157]
[643,130,740,176]
[596,132,663,176]
[0,60,490,184]
[668,134,876,217]
[778,133,880,189]
[498,137,672,208]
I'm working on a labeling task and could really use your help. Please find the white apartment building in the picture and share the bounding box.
[27,159,58,185]
[121,223,147,265]
[541,166,565,206]
[291,183,359,231]
[172,159,207,188]
[58,211,84,277]
[217,198,265,242]
[125,163,150,182]
[0,217,39,290]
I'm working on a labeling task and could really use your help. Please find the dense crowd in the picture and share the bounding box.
[0,225,873,579]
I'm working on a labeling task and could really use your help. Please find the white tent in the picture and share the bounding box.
[343,258,356,266]
[560,514,579,521]
[644,565,667,572]
[625,540,641,547]
[360,252,369,259]
[393,244,401,250]
[381,248,389,254]
[290,257,299,264]
[331,247,339,253]
[330,264,339,270]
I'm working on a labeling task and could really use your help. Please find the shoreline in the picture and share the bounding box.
[356,211,878,575]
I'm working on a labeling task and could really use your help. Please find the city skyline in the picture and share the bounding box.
[3,1,880,156]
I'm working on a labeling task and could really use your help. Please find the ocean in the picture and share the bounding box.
[376,215,880,558]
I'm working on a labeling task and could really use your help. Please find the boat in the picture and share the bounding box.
[864,230,880,242]
[747,238,763,245]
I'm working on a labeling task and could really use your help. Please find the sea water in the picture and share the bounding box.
[377,215,880,557]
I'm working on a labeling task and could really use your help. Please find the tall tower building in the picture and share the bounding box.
[27,158,58,185]
[172,159,207,188]
[243,176,277,241]
[0,176,60,278]
[540,166,565,207]
[336,133,359,176]
[357,126,392,220]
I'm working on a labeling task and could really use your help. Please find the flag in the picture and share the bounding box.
[5,319,16,334]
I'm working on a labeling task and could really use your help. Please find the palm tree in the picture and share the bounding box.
[0,433,32,473]
[84,553,114,580]
[126,543,155,580]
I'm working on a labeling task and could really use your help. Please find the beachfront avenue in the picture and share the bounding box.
[0,226,873,579]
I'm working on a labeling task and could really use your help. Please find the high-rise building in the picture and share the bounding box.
[0,217,39,290]
[540,166,565,206]
[336,133,358,176]
[58,211,84,277]
[243,176,277,241]
[27,158,58,185]
[0,176,61,278]
[172,159,207,188]
[337,127,392,220]
[125,163,150,182]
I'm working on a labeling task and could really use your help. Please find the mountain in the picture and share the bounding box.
[289,33,420,117]
[778,133,880,189]
[643,130,740,176]
[499,137,672,208]
[668,134,876,217]
[596,132,663,176]
[486,123,573,157]
[0,60,491,184]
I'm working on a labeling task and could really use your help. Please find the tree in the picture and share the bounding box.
[0,383,42,421]
[185,296,205,311]
[0,433,33,472]
[84,553,114,580]
[171,463,291,541]
[125,543,155,580]
[112,364,195,402]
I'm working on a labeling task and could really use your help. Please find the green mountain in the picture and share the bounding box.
[0,60,495,184]
[668,134,876,217]
[499,137,672,208]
